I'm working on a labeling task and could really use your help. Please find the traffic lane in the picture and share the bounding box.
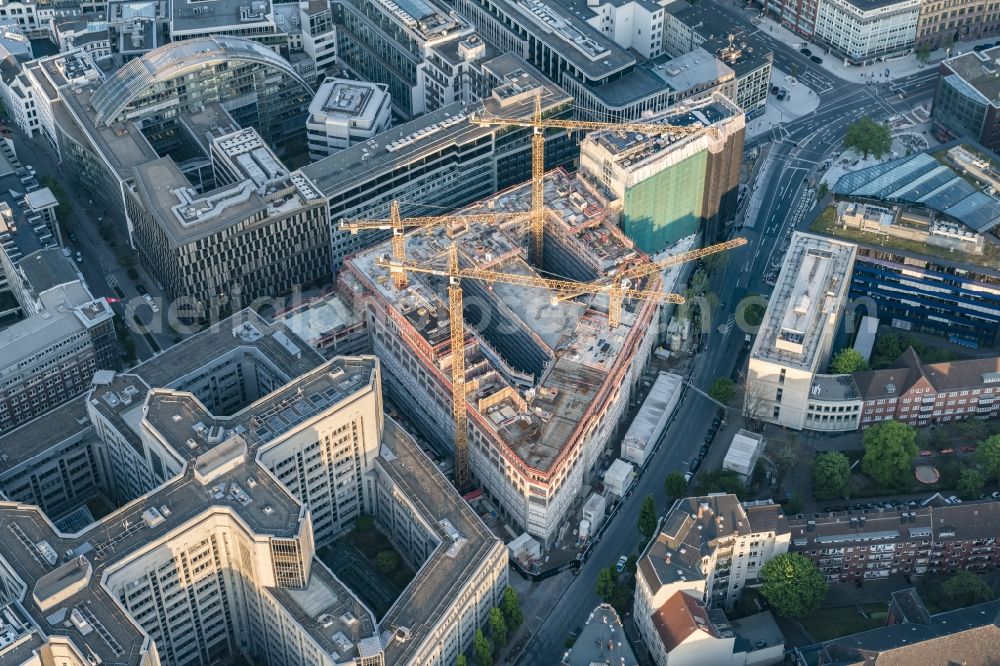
[518,394,720,665]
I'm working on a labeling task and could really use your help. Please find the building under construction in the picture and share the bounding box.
[340,168,672,547]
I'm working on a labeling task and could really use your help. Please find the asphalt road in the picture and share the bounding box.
[515,8,941,664]
[18,132,175,358]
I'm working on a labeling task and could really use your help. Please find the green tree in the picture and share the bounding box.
[457,655,468,666]
[473,628,492,666]
[843,116,892,160]
[708,377,736,405]
[665,471,688,500]
[957,469,985,500]
[501,587,523,630]
[768,435,798,489]
[977,434,1000,480]
[812,452,852,500]
[829,348,870,374]
[861,420,918,490]
[595,567,616,602]
[692,469,745,498]
[816,182,829,201]
[638,495,657,540]
[743,302,766,328]
[375,550,399,574]
[915,42,932,64]
[760,553,828,619]
[488,607,508,648]
[942,570,993,606]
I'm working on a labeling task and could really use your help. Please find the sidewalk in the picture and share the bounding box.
[746,67,821,139]
[756,12,1000,83]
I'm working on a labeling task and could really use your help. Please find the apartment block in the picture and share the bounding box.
[762,0,822,36]
[579,93,745,252]
[301,53,577,268]
[747,232,858,431]
[853,348,1000,427]
[124,127,331,313]
[934,46,1000,152]
[788,500,1000,580]
[0,310,507,666]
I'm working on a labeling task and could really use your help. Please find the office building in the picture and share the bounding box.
[301,53,577,268]
[297,0,337,78]
[168,0,287,50]
[0,309,507,666]
[761,0,821,36]
[125,127,330,313]
[333,0,486,118]
[853,348,1000,426]
[916,0,1000,48]
[306,79,392,160]
[827,147,1000,349]
[107,0,167,59]
[456,0,752,120]
[934,46,1000,153]
[276,290,367,356]
[812,0,919,64]
[796,589,1000,666]
[340,166,665,547]
[746,232,858,430]
[0,248,117,434]
[634,494,790,632]
[579,93,745,252]
[662,3,774,118]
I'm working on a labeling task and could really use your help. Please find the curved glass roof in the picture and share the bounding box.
[91,36,308,124]
[833,153,1000,232]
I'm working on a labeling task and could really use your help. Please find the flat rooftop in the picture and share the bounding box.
[310,79,387,120]
[302,55,570,196]
[666,3,773,77]
[584,93,744,181]
[170,0,275,33]
[649,48,735,93]
[561,604,638,666]
[750,232,856,373]
[943,46,1000,107]
[377,418,503,664]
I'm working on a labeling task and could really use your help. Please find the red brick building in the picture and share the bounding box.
[853,348,1000,428]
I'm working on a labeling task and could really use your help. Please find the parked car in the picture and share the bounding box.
[961,446,977,453]
[771,85,780,94]
[67,231,77,242]
[940,448,955,455]
[74,251,82,263]
[136,283,148,295]
[700,444,710,457]
[810,55,823,64]
[142,294,153,304]
[689,458,702,473]
[800,47,812,56]
[684,471,693,482]
[711,416,722,429]
[947,496,962,504]
[616,555,628,574]
[919,450,933,457]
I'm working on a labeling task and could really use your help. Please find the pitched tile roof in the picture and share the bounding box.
[650,591,718,654]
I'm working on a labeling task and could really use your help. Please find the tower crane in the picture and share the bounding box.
[556,238,749,302]
[377,244,686,490]
[471,94,719,265]
[339,200,529,289]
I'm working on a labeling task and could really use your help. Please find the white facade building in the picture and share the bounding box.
[722,429,765,480]
[306,79,391,160]
[580,0,666,58]
[746,232,857,430]
[814,0,920,64]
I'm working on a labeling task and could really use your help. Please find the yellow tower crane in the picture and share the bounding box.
[340,200,529,290]
[377,244,687,490]
[471,94,718,265]
[556,238,749,302]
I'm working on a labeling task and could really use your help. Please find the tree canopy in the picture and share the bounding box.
[760,553,828,618]
[692,470,745,499]
[861,420,918,489]
[942,570,993,606]
[812,452,852,500]
[829,348,869,374]
[473,628,492,666]
[843,117,892,160]
[957,469,985,500]
[488,607,508,649]
[977,434,1000,480]
[664,471,688,500]
[501,586,523,630]
[638,495,658,540]
[596,567,616,602]
[708,378,736,405]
